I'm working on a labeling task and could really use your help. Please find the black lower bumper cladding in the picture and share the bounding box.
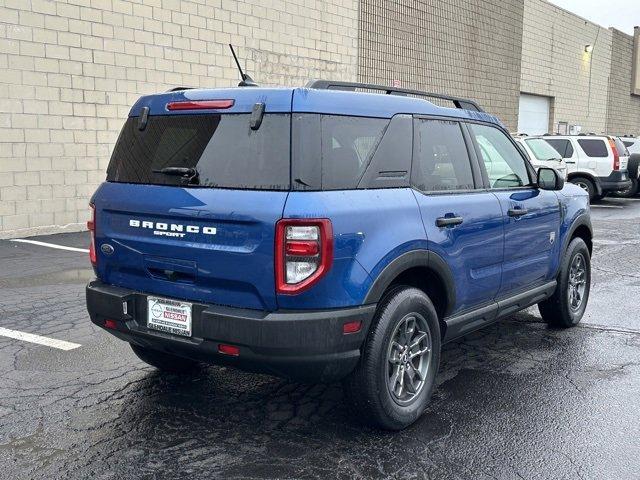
[86,280,376,382]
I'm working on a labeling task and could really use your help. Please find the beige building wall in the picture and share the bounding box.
[0,0,358,239]
[521,0,612,134]
[606,28,640,136]
[357,0,525,130]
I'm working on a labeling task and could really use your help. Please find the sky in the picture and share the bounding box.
[549,0,639,34]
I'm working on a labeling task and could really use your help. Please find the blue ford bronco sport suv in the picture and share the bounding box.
[86,80,592,430]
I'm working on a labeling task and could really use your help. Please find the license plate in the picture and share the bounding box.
[147,296,192,337]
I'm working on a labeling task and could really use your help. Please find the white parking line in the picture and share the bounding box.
[0,327,81,351]
[590,205,624,209]
[10,239,89,253]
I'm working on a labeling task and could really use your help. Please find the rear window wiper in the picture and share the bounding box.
[152,167,199,185]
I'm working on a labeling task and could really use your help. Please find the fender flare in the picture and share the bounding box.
[562,213,593,254]
[363,250,456,316]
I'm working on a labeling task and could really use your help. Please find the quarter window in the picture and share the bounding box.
[469,123,531,189]
[577,139,608,158]
[412,119,474,192]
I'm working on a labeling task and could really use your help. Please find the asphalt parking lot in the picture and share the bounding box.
[1,198,639,480]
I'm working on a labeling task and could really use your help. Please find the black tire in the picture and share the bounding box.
[570,176,597,202]
[612,178,638,198]
[343,287,441,431]
[130,343,201,373]
[538,237,591,328]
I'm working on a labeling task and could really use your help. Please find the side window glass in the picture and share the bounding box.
[577,139,608,158]
[412,119,474,192]
[469,123,531,189]
[546,139,574,158]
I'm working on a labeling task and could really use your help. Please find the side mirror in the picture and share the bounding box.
[537,167,564,191]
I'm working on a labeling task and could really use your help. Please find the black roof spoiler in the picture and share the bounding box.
[305,80,484,112]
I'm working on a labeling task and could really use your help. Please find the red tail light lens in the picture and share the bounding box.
[166,99,234,111]
[88,204,97,266]
[275,219,333,294]
[609,138,620,170]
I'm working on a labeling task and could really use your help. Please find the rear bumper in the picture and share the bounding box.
[598,171,631,191]
[86,280,376,382]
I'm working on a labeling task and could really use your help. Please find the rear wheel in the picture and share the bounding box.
[570,176,597,202]
[343,287,441,430]
[130,344,201,373]
[538,237,591,328]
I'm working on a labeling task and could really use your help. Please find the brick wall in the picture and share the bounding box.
[521,0,613,134]
[606,28,640,136]
[357,0,525,130]
[0,0,358,238]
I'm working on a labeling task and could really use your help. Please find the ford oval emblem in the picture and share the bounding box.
[100,243,114,255]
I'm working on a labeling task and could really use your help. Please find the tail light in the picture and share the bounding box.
[609,138,620,170]
[275,219,333,294]
[88,204,97,266]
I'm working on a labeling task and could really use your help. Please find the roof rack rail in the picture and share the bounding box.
[305,80,484,112]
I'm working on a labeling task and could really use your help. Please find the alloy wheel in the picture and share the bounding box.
[567,252,587,312]
[386,313,432,405]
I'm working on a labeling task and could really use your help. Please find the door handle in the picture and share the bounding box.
[436,216,464,227]
[508,207,528,217]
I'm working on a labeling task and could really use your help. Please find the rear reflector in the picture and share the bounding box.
[218,344,240,356]
[104,319,118,330]
[343,321,362,334]
[166,99,234,111]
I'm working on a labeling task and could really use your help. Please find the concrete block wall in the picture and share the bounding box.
[357,0,525,130]
[521,0,613,134]
[606,28,640,136]
[0,0,358,238]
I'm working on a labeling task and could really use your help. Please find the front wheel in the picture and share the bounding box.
[343,287,441,430]
[538,237,591,327]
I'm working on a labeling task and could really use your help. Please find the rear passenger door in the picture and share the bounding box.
[545,138,577,174]
[468,123,561,297]
[412,117,504,314]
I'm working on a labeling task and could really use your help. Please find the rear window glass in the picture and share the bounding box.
[524,138,561,161]
[292,114,388,190]
[107,113,290,190]
[577,139,608,158]
[545,138,574,158]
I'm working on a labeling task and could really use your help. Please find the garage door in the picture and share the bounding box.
[517,94,551,135]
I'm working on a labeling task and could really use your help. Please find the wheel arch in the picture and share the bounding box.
[564,215,593,255]
[364,250,456,335]
[567,172,602,196]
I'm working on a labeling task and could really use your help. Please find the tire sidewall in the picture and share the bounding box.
[558,238,591,325]
[369,288,441,429]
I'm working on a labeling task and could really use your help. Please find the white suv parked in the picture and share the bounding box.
[513,136,568,179]
[542,135,631,201]
[621,136,640,154]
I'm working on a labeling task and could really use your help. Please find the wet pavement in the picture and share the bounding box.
[1,198,639,479]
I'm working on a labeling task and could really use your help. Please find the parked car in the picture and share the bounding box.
[542,134,631,201]
[512,135,568,179]
[86,81,593,430]
[621,136,640,154]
